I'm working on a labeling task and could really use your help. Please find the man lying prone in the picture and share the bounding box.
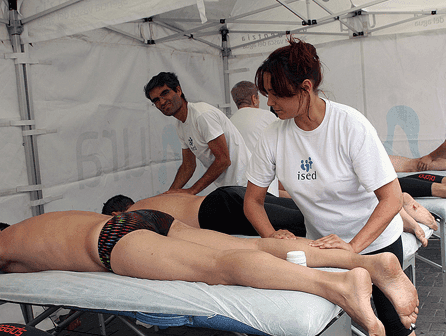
[0,209,418,336]
[102,187,437,245]
[102,186,306,239]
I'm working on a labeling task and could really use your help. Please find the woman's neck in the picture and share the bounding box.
[294,95,326,131]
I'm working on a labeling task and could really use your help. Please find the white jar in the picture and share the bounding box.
[286,251,307,266]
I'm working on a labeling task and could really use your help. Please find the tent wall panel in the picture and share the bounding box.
[23,36,223,216]
[229,28,446,160]
[0,195,33,225]
[360,30,446,157]
[1,1,445,223]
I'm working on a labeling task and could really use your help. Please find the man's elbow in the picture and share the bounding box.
[217,157,231,171]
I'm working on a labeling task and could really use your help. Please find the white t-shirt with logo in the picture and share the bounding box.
[246,99,403,254]
[177,102,251,188]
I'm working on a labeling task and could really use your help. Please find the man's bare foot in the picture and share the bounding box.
[401,207,429,247]
[403,193,438,231]
[404,218,428,247]
[328,268,385,336]
[367,252,419,328]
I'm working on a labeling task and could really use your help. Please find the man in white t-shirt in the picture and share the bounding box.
[230,81,278,153]
[144,72,251,195]
[230,81,280,196]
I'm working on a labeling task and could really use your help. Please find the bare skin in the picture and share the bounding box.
[148,84,232,196]
[417,141,446,171]
[117,191,433,246]
[0,211,419,335]
[126,193,205,228]
[390,155,446,173]
[400,192,438,247]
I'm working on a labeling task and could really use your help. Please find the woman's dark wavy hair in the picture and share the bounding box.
[255,37,322,98]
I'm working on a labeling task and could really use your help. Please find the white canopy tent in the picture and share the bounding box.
[0,0,445,226]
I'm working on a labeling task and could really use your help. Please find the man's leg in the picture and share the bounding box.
[168,221,418,330]
[400,175,446,198]
[389,155,419,172]
[110,226,385,336]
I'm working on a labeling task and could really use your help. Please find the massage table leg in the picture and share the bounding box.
[98,314,107,336]
[20,304,34,324]
[117,316,150,336]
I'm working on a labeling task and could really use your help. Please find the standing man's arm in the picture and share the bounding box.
[166,134,231,195]
[168,148,197,191]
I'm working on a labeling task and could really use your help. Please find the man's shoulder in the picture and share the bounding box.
[188,102,222,114]
[231,107,277,122]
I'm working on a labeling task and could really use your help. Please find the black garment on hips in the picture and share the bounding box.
[198,186,306,237]
[398,173,444,197]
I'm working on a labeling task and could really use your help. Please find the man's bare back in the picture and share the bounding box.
[127,193,205,228]
[0,211,109,273]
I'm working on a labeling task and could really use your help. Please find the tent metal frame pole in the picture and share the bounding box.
[149,19,221,49]
[104,26,146,43]
[369,13,437,34]
[21,0,84,24]
[153,0,302,45]
[7,9,44,216]
[221,26,231,117]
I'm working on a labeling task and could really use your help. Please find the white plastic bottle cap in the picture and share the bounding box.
[286,251,307,266]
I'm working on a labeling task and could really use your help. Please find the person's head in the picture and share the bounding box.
[255,37,322,119]
[102,195,135,216]
[0,223,9,231]
[231,81,260,109]
[144,72,187,118]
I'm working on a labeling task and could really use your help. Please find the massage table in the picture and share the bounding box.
[0,268,350,336]
[0,222,436,336]
[0,181,441,336]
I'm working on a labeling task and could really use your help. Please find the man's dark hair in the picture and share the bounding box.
[0,223,10,231]
[144,72,187,102]
[102,195,135,215]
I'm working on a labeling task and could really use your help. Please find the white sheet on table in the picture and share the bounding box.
[0,270,344,336]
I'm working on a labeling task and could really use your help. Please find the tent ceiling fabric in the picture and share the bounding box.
[17,0,198,43]
[0,0,445,224]
[6,0,445,50]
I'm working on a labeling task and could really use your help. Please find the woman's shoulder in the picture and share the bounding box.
[327,100,375,131]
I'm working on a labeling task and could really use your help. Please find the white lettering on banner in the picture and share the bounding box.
[35,0,129,27]
[241,32,284,42]
[76,127,148,189]
[415,16,444,28]
[239,33,295,52]
[95,0,129,13]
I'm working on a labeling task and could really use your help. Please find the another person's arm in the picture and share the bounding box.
[168,135,231,195]
[417,140,446,171]
[189,134,231,194]
[244,181,296,239]
[168,148,196,191]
